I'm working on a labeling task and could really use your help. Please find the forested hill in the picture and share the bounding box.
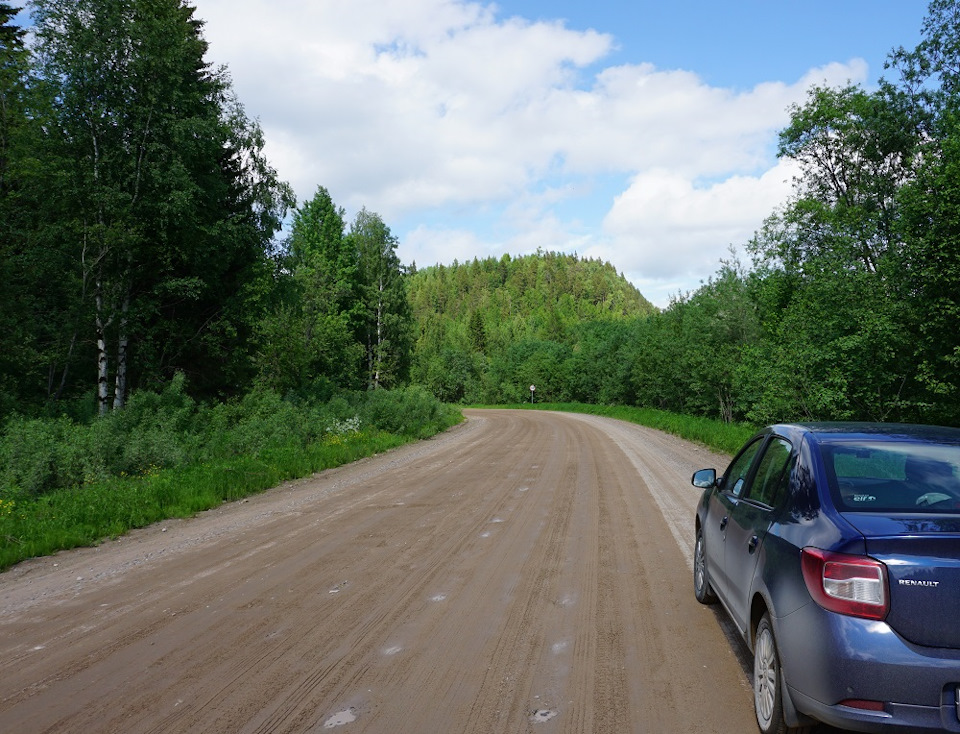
[407,252,654,404]
[409,251,653,324]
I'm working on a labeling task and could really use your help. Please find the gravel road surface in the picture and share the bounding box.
[0,409,768,733]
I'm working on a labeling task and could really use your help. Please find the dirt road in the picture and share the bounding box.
[0,409,761,733]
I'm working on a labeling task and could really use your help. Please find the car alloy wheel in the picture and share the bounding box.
[754,613,811,734]
[693,527,716,604]
[755,617,778,731]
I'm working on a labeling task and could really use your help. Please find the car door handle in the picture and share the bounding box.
[719,516,728,531]
[747,535,759,553]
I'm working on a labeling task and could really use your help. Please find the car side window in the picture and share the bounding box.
[748,438,794,508]
[723,438,764,498]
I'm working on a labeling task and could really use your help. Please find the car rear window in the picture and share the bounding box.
[821,441,960,513]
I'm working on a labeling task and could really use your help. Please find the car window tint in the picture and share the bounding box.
[823,441,960,513]
[723,438,764,499]
[748,438,793,508]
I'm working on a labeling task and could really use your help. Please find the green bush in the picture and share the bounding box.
[360,386,450,437]
[0,378,460,503]
[0,416,71,495]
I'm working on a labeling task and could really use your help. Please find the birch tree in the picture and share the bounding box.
[348,208,411,390]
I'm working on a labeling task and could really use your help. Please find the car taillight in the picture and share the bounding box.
[840,699,886,712]
[801,547,889,620]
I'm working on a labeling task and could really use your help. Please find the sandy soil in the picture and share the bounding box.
[0,409,769,733]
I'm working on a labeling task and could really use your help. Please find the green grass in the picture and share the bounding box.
[0,429,417,571]
[471,402,757,455]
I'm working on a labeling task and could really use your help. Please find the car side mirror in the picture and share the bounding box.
[692,468,717,489]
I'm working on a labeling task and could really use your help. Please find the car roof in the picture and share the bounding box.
[766,422,960,446]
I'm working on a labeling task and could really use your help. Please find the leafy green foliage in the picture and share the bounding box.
[350,208,412,390]
[257,186,363,393]
[358,385,456,438]
[0,375,458,500]
[893,110,960,424]
[0,3,43,416]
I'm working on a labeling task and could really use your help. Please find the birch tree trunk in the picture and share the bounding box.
[373,278,384,389]
[95,280,111,417]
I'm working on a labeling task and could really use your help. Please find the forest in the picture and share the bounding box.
[3,0,960,437]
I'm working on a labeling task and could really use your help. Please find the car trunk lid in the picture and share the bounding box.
[846,514,960,649]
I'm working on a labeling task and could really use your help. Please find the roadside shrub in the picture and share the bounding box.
[198,387,329,459]
[0,378,461,502]
[360,385,448,437]
[0,416,72,496]
[53,416,120,487]
[110,374,200,475]
[207,390,289,455]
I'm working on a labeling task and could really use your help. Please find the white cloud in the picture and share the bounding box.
[589,159,802,303]
[193,0,870,305]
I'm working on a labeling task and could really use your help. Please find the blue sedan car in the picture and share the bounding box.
[691,423,960,733]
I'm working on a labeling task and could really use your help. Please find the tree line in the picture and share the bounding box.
[0,1,410,421]
[650,0,960,427]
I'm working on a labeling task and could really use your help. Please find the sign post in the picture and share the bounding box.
[530,384,536,404]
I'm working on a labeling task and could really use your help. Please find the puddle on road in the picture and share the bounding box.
[531,709,559,723]
[323,708,356,728]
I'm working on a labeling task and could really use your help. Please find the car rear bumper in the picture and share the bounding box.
[776,605,960,731]
[788,687,960,733]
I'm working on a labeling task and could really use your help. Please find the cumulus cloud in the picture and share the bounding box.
[193,0,870,304]
[600,160,802,275]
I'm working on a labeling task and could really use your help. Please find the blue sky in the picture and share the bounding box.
[27,0,931,306]
[500,1,924,90]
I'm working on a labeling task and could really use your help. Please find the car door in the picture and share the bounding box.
[723,437,794,632]
[703,436,766,608]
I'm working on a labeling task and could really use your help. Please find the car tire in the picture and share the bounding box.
[693,526,717,604]
[754,613,811,734]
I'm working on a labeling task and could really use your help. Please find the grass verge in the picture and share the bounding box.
[0,428,428,572]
